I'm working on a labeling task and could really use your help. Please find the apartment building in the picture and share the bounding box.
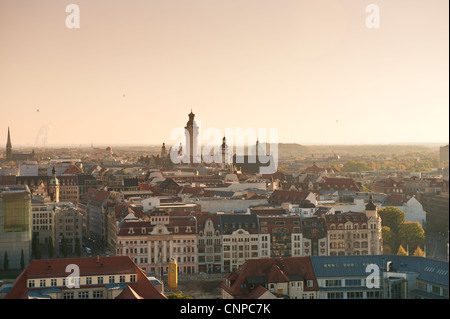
[4,256,166,299]
[116,212,198,275]
[219,214,264,272]
[220,257,319,299]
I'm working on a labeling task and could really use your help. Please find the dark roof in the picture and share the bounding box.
[219,214,259,235]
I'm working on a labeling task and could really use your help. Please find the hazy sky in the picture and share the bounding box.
[0,0,448,147]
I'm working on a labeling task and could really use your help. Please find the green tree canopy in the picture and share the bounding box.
[381,226,397,253]
[48,236,54,259]
[75,238,81,257]
[20,249,25,270]
[61,236,68,258]
[398,221,425,252]
[379,207,405,234]
[342,160,373,172]
[167,291,193,299]
[3,252,9,270]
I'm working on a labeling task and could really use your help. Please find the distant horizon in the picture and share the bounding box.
[5,141,448,149]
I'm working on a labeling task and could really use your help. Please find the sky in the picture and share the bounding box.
[0,0,448,147]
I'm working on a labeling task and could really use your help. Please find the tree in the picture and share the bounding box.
[20,249,25,270]
[48,236,54,259]
[382,226,397,253]
[342,160,373,172]
[32,234,41,260]
[75,238,81,257]
[167,291,193,299]
[61,236,68,258]
[398,222,425,253]
[379,207,405,234]
[397,245,407,256]
[413,246,425,257]
[3,252,9,270]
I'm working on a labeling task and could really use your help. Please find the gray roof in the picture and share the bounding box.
[310,255,449,287]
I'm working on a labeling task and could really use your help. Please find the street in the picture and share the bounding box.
[425,232,448,261]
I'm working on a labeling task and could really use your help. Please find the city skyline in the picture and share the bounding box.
[0,0,448,146]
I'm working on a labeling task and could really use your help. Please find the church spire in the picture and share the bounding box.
[6,127,12,160]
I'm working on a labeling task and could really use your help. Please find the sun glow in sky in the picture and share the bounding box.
[0,0,448,146]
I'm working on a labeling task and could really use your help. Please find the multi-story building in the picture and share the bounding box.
[4,256,166,299]
[372,178,406,195]
[197,215,222,273]
[54,206,83,254]
[325,197,382,256]
[220,257,319,299]
[310,255,449,299]
[116,212,198,275]
[0,185,32,270]
[31,202,55,245]
[440,144,449,163]
[300,216,328,257]
[85,189,115,243]
[219,214,264,272]
[257,215,302,258]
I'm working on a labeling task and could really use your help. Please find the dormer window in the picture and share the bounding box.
[128,227,135,234]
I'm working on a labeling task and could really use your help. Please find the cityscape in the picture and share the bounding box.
[0,0,448,310]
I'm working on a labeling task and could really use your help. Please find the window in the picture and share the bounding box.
[86,277,92,285]
[97,277,104,284]
[109,276,115,284]
[51,279,57,287]
[431,286,441,295]
[307,280,313,287]
[325,280,341,287]
[367,291,381,298]
[327,292,343,299]
[63,292,74,299]
[93,290,104,299]
[28,280,35,288]
[130,275,136,283]
[120,275,126,283]
[40,279,46,287]
[345,279,361,287]
[78,291,89,299]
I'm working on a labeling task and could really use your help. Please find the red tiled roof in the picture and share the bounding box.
[221,257,318,298]
[246,285,270,299]
[115,285,144,299]
[267,264,290,283]
[63,165,82,175]
[321,178,360,191]
[93,190,110,203]
[25,256,138,279]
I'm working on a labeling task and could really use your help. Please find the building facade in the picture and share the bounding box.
[0,185,32,270]
[4,256,166,299]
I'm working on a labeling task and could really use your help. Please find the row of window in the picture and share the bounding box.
[63,290,103,299]
[28,275,137,288]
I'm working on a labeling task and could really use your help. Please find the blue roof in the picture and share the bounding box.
[310,255,449,287]
[28,288,61,299]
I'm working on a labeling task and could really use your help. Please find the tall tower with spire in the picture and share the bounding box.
[6,127,12,160]
[48,166,60,203]
[184,109,199,164]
